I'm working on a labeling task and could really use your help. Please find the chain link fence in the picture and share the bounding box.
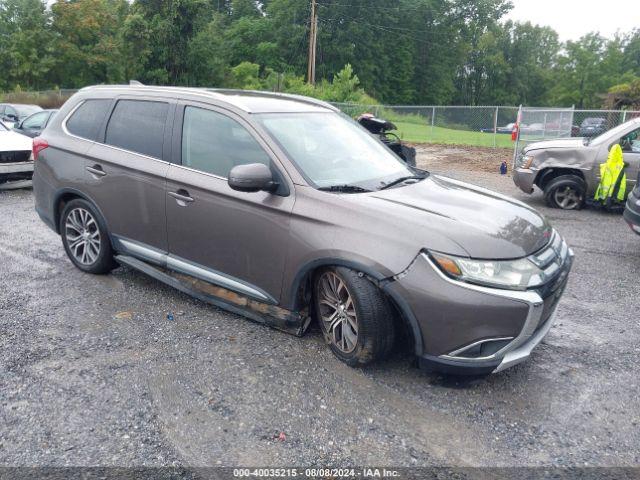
[333,103,519,149]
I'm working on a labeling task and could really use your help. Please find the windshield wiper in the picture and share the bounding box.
[319,184,372,193]
[379,174,427,190]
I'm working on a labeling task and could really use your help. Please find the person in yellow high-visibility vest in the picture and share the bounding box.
[594,144,627,204]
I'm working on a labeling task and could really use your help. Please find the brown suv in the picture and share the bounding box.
[33,85,573,375]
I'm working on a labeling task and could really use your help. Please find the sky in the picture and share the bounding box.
[506,0,639,41]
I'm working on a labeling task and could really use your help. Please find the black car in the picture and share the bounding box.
[579,117,607,137]
[0,103,43,128]
[13,109,58,138]
[623,170,640,236]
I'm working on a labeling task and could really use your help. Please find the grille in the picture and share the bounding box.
[532,231,572,329]
[0,150,31,164]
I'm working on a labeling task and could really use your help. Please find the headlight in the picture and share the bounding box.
[430,252,545,290]
[518,154,534,169]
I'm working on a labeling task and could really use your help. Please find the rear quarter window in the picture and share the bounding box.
[66,99,112,141]
[105,100,168,159]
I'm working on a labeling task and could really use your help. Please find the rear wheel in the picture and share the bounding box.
[544,175,586,210]
[313,267,395,367]
[60,199,116,274]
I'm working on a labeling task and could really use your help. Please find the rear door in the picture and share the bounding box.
[164,102,294,303]
[83,97,175,255]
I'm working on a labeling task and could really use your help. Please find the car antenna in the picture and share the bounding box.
[129,80,144,86]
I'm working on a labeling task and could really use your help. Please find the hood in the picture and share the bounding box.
[0,129,33,151]
[363,175,552,259]
[524,138,585,152]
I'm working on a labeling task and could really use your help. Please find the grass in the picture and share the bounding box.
[392,121,515,148]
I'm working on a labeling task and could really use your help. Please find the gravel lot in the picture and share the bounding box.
[1,146,639,470]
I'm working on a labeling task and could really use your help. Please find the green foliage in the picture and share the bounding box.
[1,0,639,109]
[0,0,56,91]
[227,62,373,104]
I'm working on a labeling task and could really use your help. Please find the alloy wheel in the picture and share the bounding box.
[317,271,358,353]
[64,207,101,265]
[554,186,582,209]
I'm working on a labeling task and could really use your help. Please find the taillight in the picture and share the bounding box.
[33,137,49,161]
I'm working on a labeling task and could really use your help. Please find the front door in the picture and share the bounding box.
[83,97,174,254]
[165,103,294,304]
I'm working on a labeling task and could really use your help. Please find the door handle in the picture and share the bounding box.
[168,189,194,205]
[86,165,107,178]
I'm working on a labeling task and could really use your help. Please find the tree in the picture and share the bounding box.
[0,0,55,90]
[50,0,129,88]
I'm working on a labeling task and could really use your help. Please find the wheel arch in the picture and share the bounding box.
[287,257,424,356]
[53,188,111,235]
[535,167,586,192]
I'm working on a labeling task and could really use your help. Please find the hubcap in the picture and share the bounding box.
[317,271,358,353]
[65,207,101,265]
[554,186,581,209]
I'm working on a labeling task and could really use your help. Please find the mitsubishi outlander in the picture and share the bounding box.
[33,85,573,375]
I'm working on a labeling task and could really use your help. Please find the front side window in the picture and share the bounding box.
[105,100,168,158]
[181,106,271,178]
[66,99,112,141]
[22,111,48,129]
[621,128,640,153]
[256,112,412,190]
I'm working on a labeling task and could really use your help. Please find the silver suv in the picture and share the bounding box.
[33,85,573,375]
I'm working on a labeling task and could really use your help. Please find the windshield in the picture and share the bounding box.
[14,105,42,117]
[256,112,414,190]
[588,120,639,146]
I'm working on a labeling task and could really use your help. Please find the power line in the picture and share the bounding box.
[318,17,441,44]
[317,2,436,13]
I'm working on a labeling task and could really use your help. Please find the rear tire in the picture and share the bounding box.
[313,267,395,367]
[60,198,116,274]
[544,175,586,210]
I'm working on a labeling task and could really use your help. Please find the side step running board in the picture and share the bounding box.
[115,255,310,337]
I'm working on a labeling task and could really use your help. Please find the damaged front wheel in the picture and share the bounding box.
[314,267,395,366]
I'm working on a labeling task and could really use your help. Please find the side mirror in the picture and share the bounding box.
[228,163,278,193]
[6,114,18,121]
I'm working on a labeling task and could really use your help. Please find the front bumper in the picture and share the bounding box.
[513,167,536,194]
[623,189,640,236]
[0,161,34,175]
[386,236,573,375]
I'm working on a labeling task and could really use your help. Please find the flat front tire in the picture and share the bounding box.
[313,267,395,367]
[60,198,116,274]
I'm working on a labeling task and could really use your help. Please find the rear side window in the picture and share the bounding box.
[105,100,168,158]
[181,106,270,177]
[66,99,112,141]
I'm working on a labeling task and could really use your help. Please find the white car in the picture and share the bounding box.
[0,121,33,185]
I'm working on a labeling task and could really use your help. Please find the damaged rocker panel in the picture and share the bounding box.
[114,254,311,337]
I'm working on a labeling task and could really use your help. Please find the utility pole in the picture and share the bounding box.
[307,0,318,85]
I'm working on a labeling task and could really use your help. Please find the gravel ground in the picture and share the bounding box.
[1,147,639,470]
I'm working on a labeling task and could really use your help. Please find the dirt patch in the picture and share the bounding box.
[413,143,513,174]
